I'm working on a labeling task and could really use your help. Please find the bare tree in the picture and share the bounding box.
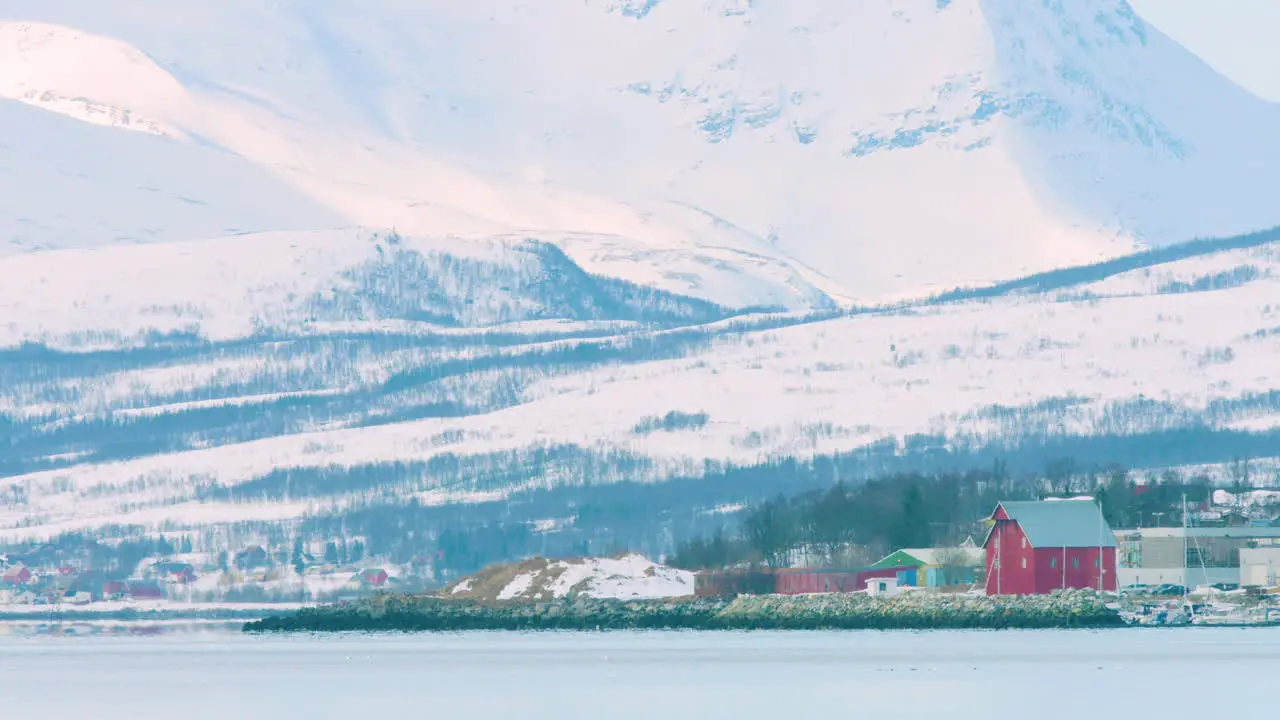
[1229,456,1253,517]
[1046,457,1076,496]
[933,546,977,589]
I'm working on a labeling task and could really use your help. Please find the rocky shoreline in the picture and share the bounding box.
[243,589,1125,633]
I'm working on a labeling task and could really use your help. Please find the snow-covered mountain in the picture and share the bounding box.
[4,0,1280,301]
[2,1,1280,549]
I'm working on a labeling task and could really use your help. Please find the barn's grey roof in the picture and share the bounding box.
[990,500,1117,549]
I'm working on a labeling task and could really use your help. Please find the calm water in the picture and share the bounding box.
[2,627,1278,719]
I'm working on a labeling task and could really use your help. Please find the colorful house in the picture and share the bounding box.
[983,500,1117,595]
[873,545,985,588]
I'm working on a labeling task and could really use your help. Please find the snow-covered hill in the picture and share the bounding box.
[447,554,694,602]
[3,235,1279,540]
[4,1,1280,300]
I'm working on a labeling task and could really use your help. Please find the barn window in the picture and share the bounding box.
[1072,556,1080,569]
[1050,557,1058,568]
[1021,558,1027,569]
[1021,537,1027,550]
[1094,557,1100,568]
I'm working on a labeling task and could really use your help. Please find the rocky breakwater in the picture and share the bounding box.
[714,589,1123,630]
[243,589,1123,632]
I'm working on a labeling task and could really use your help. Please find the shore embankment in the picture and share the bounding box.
[243,589,1124,632]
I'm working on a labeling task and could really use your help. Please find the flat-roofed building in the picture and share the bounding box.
[1115,527,1280,588]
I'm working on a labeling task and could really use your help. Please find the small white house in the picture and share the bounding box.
[865,577,900,597]
[1240,548,1280,588]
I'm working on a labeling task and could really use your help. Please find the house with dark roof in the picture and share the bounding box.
[234,546,270,571]
[353,568,390,588]
[154,562,197,584]
[983,500,1117,595]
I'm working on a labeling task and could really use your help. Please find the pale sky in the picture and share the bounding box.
[1129,0,1280,101]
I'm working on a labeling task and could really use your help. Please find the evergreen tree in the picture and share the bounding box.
[291,537,306,575]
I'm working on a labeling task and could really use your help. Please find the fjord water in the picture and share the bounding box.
[2,629,1278,719]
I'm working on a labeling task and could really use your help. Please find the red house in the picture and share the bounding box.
[126,580,167,600]
[983,500,1117,595]
[2,565,32,586]
[358,568,389,588]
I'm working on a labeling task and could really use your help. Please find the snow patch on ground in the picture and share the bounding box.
[461,555,694,602]
[547,555,695,600]
[495,571,538,601]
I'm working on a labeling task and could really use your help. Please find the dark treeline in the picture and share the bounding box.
[671,465,1027,570]
[5,438,1273,585]
[0,296,827,478]
[926,226,1280,304]
[670,459,1237,572]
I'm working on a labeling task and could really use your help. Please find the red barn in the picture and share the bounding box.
[983,500,1117,595]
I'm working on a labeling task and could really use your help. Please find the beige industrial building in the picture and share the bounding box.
[1240,548,1280,589]
[1115,527,1280,588]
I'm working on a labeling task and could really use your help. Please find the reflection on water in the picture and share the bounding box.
[0,620,244,638]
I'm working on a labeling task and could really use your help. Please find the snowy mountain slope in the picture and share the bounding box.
[0,14,839,309]
[4,1,1280,300]
[0,227,835,357]
[0,99,339,254]
[3,239,1278,539]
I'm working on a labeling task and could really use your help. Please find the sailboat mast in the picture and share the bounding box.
[1182,494,1189,602]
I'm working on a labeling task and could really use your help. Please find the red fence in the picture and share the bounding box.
[695,566,913,597]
